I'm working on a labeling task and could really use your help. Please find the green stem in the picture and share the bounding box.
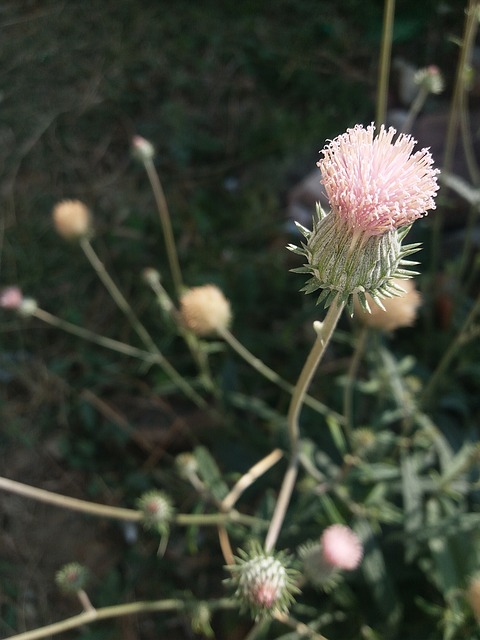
[143,158,184,298]
[0,476,267,528]
[7,598,235,640]
[218,326,344,423]
[264,299,345,551]
[80,237,207,409]
[32,308,158,363]
[375,0,396,126]
[400,85,429,134]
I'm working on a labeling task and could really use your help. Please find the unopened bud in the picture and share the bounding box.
[0,286,23,310]
[55,562,89,594]
[414,65,444,95]
[137,490,174,534]
[226,543,299,620]
[132,135,155,161]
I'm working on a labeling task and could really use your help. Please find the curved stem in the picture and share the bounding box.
[80,237,207,409]
[0,476,267,528]
[143,158,183,298]
[218,327,344,423]
[7,598,235,640]
[375,0,396,126]
[400,86,429,134]
[264,299,345,551]
[32,308,158,363]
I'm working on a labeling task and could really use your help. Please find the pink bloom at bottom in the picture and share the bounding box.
[321,524,363,570]
[0,286,23,310]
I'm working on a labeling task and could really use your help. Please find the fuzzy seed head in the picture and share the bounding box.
[52,200,92,240]
[354,277,422,331]
[180,285,231,336]
[317,124,439,236]
[320,525,363,571]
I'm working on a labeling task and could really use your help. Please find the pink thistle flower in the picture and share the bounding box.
[317,124,439,236]
[0,286,23,310]
[320,524,363,571]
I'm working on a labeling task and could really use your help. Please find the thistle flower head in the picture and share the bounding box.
[179,284,232,336]
[317,124,439,237]
[55,562,89,594]
[226,542,299,620]
[353,277,422,331]
[52,200,92,240]
[320,524,363,571]
[137,490,174,535]
[289,124,438,313]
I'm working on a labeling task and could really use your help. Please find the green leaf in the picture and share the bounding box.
[193,446,229,501]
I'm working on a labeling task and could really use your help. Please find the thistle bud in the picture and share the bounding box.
[414,65,444,95]
[299,525,363,589]
[132,135,155,161]
[179,285,232,336]
[137,490,174,535]
[55,562,89,594]
[52,200,92,240]
[226,543,299,620]
[0,286,23,310]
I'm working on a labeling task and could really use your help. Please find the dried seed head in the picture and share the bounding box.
[179,285,231,336]
[353,277,422,331]
[52,200,92,240]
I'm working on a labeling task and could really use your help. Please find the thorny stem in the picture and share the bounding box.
[375,0,396,126]
[143,157,184,298]
[0,476,268,528]
[7,598,236,640]
[218,326,344,423]
[79,237,207,409]
[265,298,345,551]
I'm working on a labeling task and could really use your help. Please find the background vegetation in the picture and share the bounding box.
[1,1,479,639]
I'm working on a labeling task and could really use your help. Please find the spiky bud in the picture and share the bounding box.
[137,490,174,535]
[414,65,444,95]
[55,562,89,594]
[226,542,299,620]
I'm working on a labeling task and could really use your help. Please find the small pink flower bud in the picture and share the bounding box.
[320,524,363,571]
[414,65,444,95]
[52,200,92,240]
[0,286,23,310]
[132,135,155,161]
[179,285,232,336]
